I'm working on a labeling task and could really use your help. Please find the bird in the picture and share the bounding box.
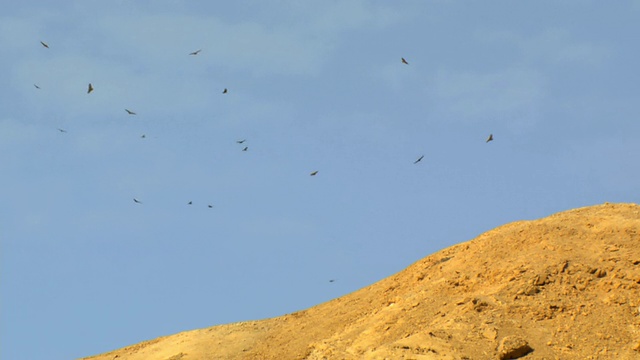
[242,146,248,151]
[208,204,213,208]
[125,109,136,115]
[401,57,409,65]
[414,155,424,164]
[57,128,67,133]
[40,41,49,48]
[329,279,336,283]
[236,139,246,144]
[189,49,201,55]
[310,171,318,176]
[34,84,41,89]
[140,134,146,139]
[188,201,192,205]
[486,134,493,143]
[87,83,94,94]
[222,88,228,94]
[133,198,142,204]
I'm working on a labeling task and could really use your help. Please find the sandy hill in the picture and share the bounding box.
[82,203,640,360]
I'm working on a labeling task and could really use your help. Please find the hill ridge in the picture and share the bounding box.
[83,202,640,359]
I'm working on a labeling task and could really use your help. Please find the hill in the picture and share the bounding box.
[82,202,640,359]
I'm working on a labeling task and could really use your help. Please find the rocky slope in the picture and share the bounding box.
[82,203,640,359]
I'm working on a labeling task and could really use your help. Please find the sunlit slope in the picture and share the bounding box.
[82,203,640,359]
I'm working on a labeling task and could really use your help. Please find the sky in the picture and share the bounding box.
[1,1,639,359]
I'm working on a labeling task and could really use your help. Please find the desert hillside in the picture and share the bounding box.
[82,202,640,359]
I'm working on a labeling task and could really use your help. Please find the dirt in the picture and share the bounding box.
[81,202,640,359]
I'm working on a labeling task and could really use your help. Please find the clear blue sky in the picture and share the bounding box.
[2,1,639,359]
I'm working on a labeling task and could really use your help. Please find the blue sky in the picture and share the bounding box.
[1,1,639,359]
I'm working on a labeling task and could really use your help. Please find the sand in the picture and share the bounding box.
[82,202,640,359]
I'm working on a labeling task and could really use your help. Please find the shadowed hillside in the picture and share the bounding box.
[82,203,640,359]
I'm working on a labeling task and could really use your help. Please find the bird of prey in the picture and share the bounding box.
[125,109,136,115]
[242,146,248,151]
[87,83,94,94]
[222,88,228,94]
[236,139,246,144]
[486,134,493,143]
[414,155,424,164]
[57,128,67,133]
[133,198,142,204]
[310,171,318,176]
[40,41,49,48]
[401,57,409,65]
[189,49,202,55]
[34,84,41,89]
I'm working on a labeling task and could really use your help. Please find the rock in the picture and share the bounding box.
[498,335,533,359]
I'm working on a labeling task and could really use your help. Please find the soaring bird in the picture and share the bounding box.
[57,128,67,133]
[401,57,409,65]
[133,198,142,204]
[329,279,336,283]
[236,139,246,144]
[310,171,318,176]
[87,83,94,94]
[242,146,248,151]
[208,204,213,208]
[222,88,228,94]
[140,134,146,139]
[414,155,424,164]
[486,134,493,143]
[125,109,136,115]
[189,49,201,55]
[40,41,49,48]
[188,201,192,205]
[34,84,41,89]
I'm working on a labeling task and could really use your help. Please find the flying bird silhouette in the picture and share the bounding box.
[188,201,192,205]
[34,84,41,89]
[87,83,94,94]
[208,204,213,208]
[329,279,336,283]
[57,128,67,133]
[310,171,318,176]
[140,134,146,139]
[125,109,136,115]
[40,41,49,48]
[236,139,246,144]
[414,155,424,164]
[189,49,201,55]
[486,134,493,143]
[222,88,228,94]
[401,57,409,65]
[133,198,142,204]
[242,146,248,151]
